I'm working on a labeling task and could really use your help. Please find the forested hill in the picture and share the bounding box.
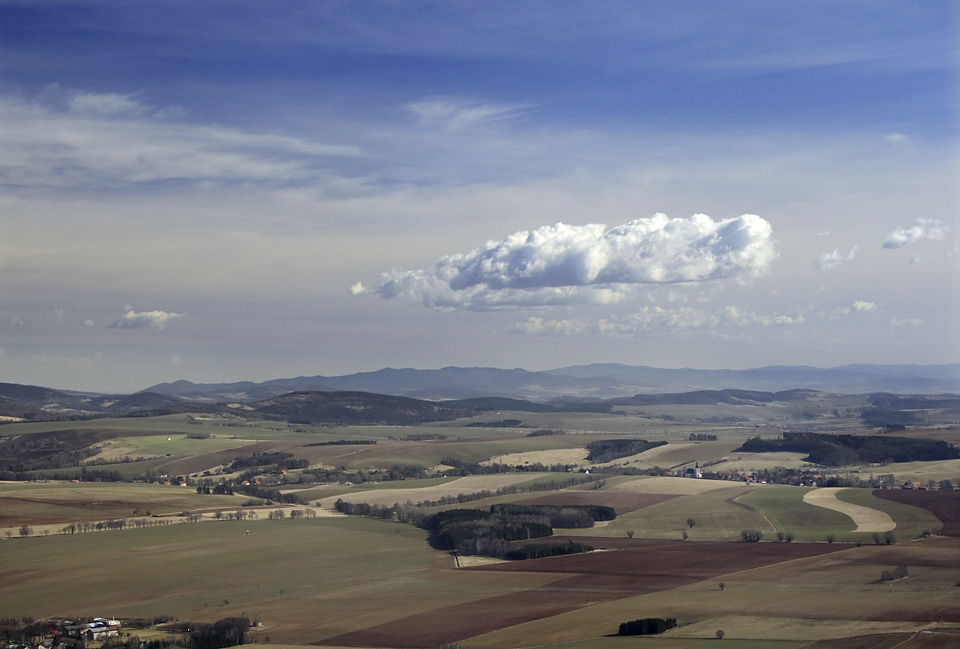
[252,391,477,425]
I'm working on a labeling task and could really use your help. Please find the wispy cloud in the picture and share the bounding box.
[512,304,804,338]
[108,308,184,330]
[68,91,146,116]
[882,218,949,249]
[889,318,922,327]
[406,97,531,132]
[354,214,778,311]
[815,246,858,270]
[0,90,362,190]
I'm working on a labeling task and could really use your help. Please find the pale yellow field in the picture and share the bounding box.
[803,487,896,533]
[711,451,814,473]
[663,615,928,641]
[484,448,589,467]
[315,473,548,508]
[878,458,960,482]
[606,475,736,495]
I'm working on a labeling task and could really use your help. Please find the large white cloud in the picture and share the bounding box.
[108,308,184,330]
[354,213,777,310]
[882,218,949,249]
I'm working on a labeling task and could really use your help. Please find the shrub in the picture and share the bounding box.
[189,616,249,649]
[740,529,763,542]
[617,618,677,636]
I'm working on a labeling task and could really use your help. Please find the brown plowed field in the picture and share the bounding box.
[508,491,676,514]
[873,489,960,536]
[322,540,844,648]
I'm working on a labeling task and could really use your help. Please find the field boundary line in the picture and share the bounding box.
[731,490,778,533]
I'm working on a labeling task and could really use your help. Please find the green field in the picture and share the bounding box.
[0,481,251,528]
[738,486,855,542]
[0,515,556,644]
[836,487,943,539]
[570,482,774,541]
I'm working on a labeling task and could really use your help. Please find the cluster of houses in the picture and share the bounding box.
[59,619,121,642]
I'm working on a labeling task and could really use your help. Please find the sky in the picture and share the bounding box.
[1,0,958,393]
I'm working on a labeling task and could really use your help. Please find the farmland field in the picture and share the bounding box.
[6,515,957,648]
[0,481,250,529]
[2,398,960,648]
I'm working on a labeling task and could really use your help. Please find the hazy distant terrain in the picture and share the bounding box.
[141,363,960,402]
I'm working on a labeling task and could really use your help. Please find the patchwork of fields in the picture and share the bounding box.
[2,399,959,648]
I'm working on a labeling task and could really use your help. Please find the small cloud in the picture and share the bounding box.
[349,282,369,296]
[883,132,909,144]
[54,307,64,321]
[510,317,583,336]
[108,308,184,330]
[889,318,922,327]
[356,213,778,311]
[818,300,879,320]
[84,319,95,326]
[169,354,183,365]
[883,218,949,249]
[815,246,858,271]
[909,254,921,265]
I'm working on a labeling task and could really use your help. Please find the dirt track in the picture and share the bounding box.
[803,487,896,533]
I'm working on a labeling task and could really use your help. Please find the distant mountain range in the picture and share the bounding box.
[139,363,960,402]
[2,363,959,423]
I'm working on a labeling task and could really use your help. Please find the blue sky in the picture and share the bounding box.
[1,1,957,392]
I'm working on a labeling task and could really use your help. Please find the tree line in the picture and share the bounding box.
[736,432,960,466]
[585,439,667,463]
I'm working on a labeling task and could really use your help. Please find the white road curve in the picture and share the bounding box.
[802,487,896,533]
